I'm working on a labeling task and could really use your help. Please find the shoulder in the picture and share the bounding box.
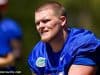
[69,28,100,45]
[68,28,100,66]
[28,41,46,59]
[67,28,100,55]
[70,28,94,38]
[1,18,21,31]
[28,41,46,72]
[32,41,45,53]
[1,18,22,38]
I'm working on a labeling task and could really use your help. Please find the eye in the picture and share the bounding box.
[35,19,51,26]
[42,19,50,23]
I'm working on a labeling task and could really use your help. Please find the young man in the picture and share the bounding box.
[0,0,22,71]
[28,1,100,75]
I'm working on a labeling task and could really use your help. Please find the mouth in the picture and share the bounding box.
[40,30,49,35]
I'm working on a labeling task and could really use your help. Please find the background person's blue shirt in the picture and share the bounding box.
[28,28,100,75]
[0,18,22,57]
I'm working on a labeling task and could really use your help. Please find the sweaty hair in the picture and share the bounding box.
[35,1,67,17]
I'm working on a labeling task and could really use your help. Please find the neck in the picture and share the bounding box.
[49,30,67,53]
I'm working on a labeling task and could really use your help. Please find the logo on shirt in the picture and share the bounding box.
[36,57,46,67]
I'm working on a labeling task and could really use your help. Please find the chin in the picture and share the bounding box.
[41,37,51,43]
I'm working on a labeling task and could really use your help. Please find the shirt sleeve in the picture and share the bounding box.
[28,42,43,75]
[28,49,44,75]
[3,19,22,40]
[73,33,100,66]
[0,47,11,57]
[28,48,38,73]
[0,19,22,56]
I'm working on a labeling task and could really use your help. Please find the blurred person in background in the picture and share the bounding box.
[0,0,22,72]
[28,1,100,75]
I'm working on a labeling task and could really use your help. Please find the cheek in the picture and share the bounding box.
[47,21,59,29]
[36,26,39,32]
[49,23,61,34]
[36,26,38,30]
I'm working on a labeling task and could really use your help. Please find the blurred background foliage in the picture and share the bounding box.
[7,0,100,75]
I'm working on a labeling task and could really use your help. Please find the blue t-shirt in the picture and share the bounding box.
[0,18,22,57]
[28,28,100,75]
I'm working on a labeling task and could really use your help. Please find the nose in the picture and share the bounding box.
[39,21,45,28]
[37,21,45,31]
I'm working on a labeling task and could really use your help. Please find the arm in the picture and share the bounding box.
[0,40,21,67]
[68,65,97,75]
[0,19,22,67]
[10,39,22,59]
[4,19,22,58]
[0,53,15,67]
[32,72,36,75]
[67,32,99,75]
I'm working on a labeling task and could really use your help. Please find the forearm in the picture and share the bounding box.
[0,53,15,67]
[68,65,97,75]
[11,39,21,59]
[32,72,36,75]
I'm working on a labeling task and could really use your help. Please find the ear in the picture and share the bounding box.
[59,16,67,27]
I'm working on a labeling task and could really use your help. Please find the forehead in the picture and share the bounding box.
[35,8,56,21]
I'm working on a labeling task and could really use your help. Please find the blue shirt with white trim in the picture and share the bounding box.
[28,28,100,75]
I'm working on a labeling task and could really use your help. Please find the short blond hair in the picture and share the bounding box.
[35,1,67,17]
